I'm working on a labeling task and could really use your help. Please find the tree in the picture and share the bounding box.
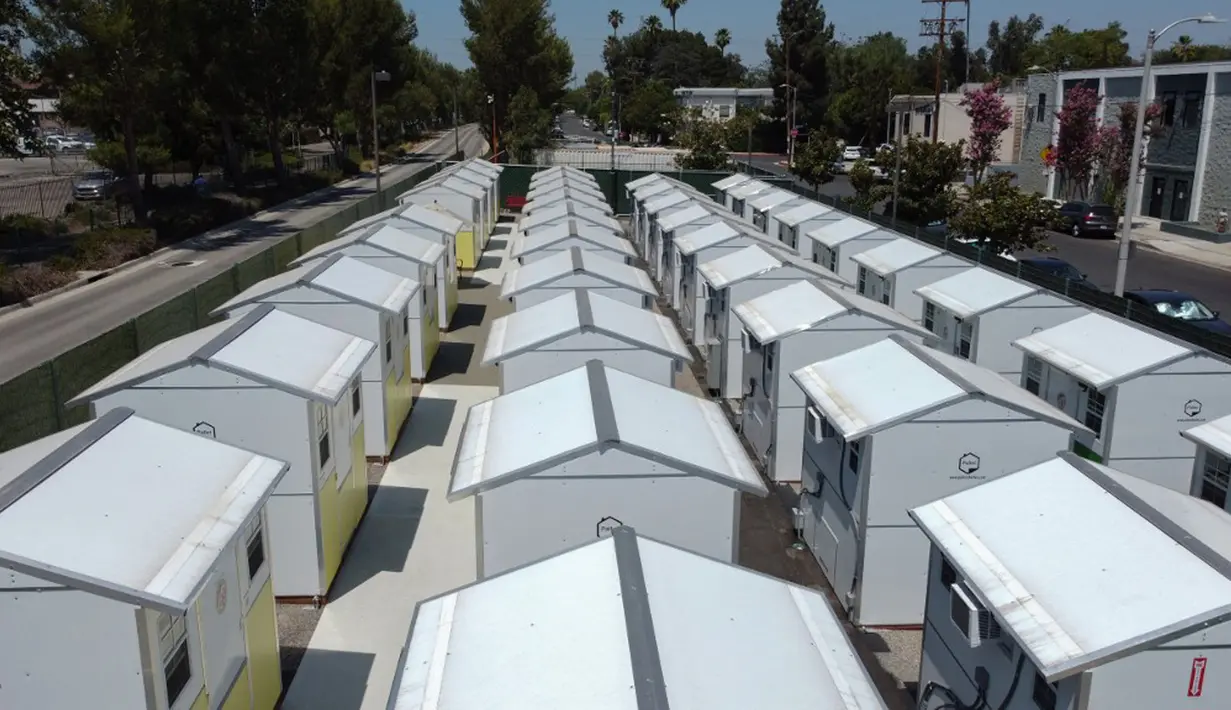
[846,159,890,212]
[643,15,663,33]
[1049,84,1100,199]
[0,1,37,156]
[604,22,742,96]
[621,80,678,142]
[714,28,731,55]
[789,132,841,191]
[1095,100,1165,210]
[765,0,834,148]
[675,109,730,170]
[1155,38,1231,64]
[1034,23,1130,71]
[960,80,1012,183]
[949,172,1059,254]
[608,9,623,37]
[504,85,550,163]
[891,136,965,225]
[660,0,687,32]
[985,14,1044,78]
[828,32,911,145]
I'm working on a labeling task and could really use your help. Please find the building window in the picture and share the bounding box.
[316,403,332,470]
[718,104,732,118]
[157,612,192,707]
[351,380,361,417]
[1162,91,1177,126]
[880,277,892,306]
[857,266,868,295]
[811,249,820,264]
[923,302,936,332]
[1182,90,1203,128]
[384,318,393,364]
[940,557,958,587]
[1032,672,1057,710]
[402,307,409,335]
[923,114,932,138]
[1024,356,1044,395]
[1199,451,1231,510]
[823,247,837,272]
[847,438,863,474]
[903,112,912,133]
[244,516,266,581]
[763,341,775,380]
[1080,383,1106,434]
[956,320,973,359]
[1036,93,1047,122]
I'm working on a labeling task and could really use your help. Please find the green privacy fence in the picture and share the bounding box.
[0,155,460,453]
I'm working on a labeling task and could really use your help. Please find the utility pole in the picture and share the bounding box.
[610,91,618,172]
[920,0,967,143]
[783,32,792,162]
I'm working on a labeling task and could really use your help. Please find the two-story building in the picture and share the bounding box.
[673,87,775,122]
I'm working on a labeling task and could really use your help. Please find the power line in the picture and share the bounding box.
[920,0,968,143]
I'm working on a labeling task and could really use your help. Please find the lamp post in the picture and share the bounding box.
[370,70,391,196]
[1114,14,1226,296]
[779,83,799,168]
[450,85,460,156]
[486,94,497,162]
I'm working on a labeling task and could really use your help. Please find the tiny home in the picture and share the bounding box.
[353,203,462,327]
[511,218,636,266]
[520,201,621,237]
[388,527,889,710]
[70,305,374,601]
[655,202,726,297]
[640,189,700,263]
[734,280,937,483]
[675,221,776,339]
[1013,312,1231,491]
[524,186,613,216]
[1181,413,1231,513]
[911,452,1231,710]
[455,159,502,232]
[790,335,1089,626]
[713,172,754,209]
[747,188,807,234]
[697,244,848,398]
[805,216,898,283]
[290,222,446,376]
[852,237,969,320]
[915,266,1090,376]
[398,174,488,270]
[776,200,838,250]
[526,175,604,203]
[0,408,288,710]
[529,164,591,186]
[211,254,417,460]
[448,361,767,576]
[726,179,775,220]
[483,289,691,392]
[630,177,681,246]
[500,246,657,310]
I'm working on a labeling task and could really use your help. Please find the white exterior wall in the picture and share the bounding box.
[811,234,898,285]
[1087,622,1231,709]
[476,448,739,578]
[762,200,809,240]
[518,241,631,266]
[928,295,1088,377]
[680,240,764,342]
[511,279,651,310]
[780,216,842,251]
[860,257,970,323]
[313,247,444,338]
[498,334,677,392]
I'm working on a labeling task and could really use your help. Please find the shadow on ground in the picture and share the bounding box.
[475,254,503,271]
[278,649,375,710]
[448,302,487,331]
[393,397,458,459]
[426,341,476,380]
[327,486,429,601]
[486,238,507,250]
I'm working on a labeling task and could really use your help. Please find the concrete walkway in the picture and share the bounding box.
[279,227,515,710]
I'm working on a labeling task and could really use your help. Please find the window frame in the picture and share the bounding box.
[1032,671,1058,710]
[315,402,332,473]
[1079,382,1106,435]
[1024,356,1044,395]
[1036,93,1047,122]
[1182,90,1203,129]
[923,301,936,332]
[1199,450,1231,511]
[383,317,394,364]
[1162,90,1177,126]
[955,319,974,360]
[856,265,868,295]
[243,515,266,582]
[157,612,192,708]
[847,437,863,474]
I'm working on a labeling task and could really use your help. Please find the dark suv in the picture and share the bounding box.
[1057,201,1117,238]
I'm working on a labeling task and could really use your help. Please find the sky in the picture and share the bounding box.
[406,0,1231,81]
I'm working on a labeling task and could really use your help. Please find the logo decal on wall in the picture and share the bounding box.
[215,578,228,614]
[596,516,624,538]
[1056,393,1067,410]
[193,421,217,438]
[1184,399,1203,417]
[958,453,981,475]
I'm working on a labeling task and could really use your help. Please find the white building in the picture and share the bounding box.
[397,172,489,270]
[524,185,612,216]
[641,189,704,272]
[1181,413,1231,514]
[1014,312,1231,491]
[776,201,839,251]
[654,202,728,298]
[791,335,1089,626]
[482,289,691,392]
[712,173,754,209]
[735,280,937,483]
[916,266,1090,377]
[69,305,374,601]
[853,238,969,320]
[448,362,767,576]
[911,452,1231,710]
[805,217,900,284]
[529,164,593,186]
[520,202,621,237]
[748,188,808,235]
[525,175,605,206]
[629,177,680,248]
[387,527,889,710]
[726,179,776,219]
[500,246,656,310]
[512,218,635,266]
[673,86,775,122]
[0,408,288,710]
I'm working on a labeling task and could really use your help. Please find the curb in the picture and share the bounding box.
[1135,239,1231,273]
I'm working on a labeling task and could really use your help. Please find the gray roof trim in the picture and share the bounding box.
[569,246,585,272]
[211,253,342,315]
[194,303,277,362]
[574,289,596,329]
[586,359,621,447]
[612,527,671,710]
[567,218,579,236]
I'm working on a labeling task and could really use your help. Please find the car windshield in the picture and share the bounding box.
[1153,299,1217,321]
[81,171,110,181]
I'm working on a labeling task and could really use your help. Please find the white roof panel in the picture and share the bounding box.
[397,203,465,236]
[915,267,1039,319]
[408,175,483,199]
[512,221,635,259]
[530,165,591,183]
[391,530,887,710]
[851,238,942,276]
[807,217,882,247]
[778,201,833,227]
[748,190,798,212]
[713,173,752,191]
[293,223,443,267]
[449,362,764,498]
[626,173,666,191]
[658,204,716,232]
[697,245,783,290]
[1182,414,1231,458]
[525,189,612,215]
[482,290,690,364]
[500,248,656,299]
[632,180,677,201]
[644,191,693,215]
[734,280,847,343]
[675,221,742,255]
[309,256,418,314]
[0,410,286,613]
[523,203,620,233]
[527,180,604,201]
[911,453,1231,681]
[1012,312,1193,388]
[728,180,773,199]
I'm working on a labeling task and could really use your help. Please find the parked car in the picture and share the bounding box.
[550,126,565,139]
[1056,200,1117,238]
[72,169,122,201]
[842,145,866,161]
[1018,256,1094,287]
[1124,289,1231,334]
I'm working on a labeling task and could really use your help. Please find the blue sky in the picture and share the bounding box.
[406,0,1231,80]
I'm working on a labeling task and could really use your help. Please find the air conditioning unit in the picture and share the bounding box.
[950,582,1002,648]
[806,407,824,443]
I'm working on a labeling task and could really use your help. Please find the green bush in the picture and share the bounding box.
[0,263,78,303]
[71,229,157,270]
[0,214,65,249]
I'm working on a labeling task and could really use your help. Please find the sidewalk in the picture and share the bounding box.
[1128,218,1231,271]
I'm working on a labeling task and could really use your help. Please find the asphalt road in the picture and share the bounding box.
[557,112,607,142]
[0,154,95,181]
[0,125,487,383]
[743,155,856,198]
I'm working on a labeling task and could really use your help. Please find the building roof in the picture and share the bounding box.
[674,221,743,255]
[910,451,1231,682]
[1011,312,1194,389]
[0,408,287,614]
[381,203,465,237]
[449,361,765,499]
[644,190,694,215]
[658,203,715,232]
[522,203,621,234]
[791,334,1088,439]
[291,222,446,268]
[212,253,417,317]
[727,179,774,200]
[500,247,656,300]
[713,173,753,191]
[1181,414,1231,458]
[527,177,605,201]
[409,173,484,200]
[776,247,854,288]
[525,188,613,215]
[915,266,1042,319]
[390,527,887,710]
[626,173,666,191]
[71,304,375,406]
[697,245,783,290]
[851,238,944,276]
[734,280,933,345]
[632,179,679,202]
[748,189,799,212]
[778,201,834,227]
[806,217,886,248]
[447,163,497,187]
[530,165,591,184]
[457,158,502,178]
[483,289,691,365]
[512,220,636,260]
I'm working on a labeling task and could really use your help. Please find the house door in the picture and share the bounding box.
[1147,177,1166,218]
[1170,180,1191,222]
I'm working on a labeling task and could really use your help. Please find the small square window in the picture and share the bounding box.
[316,404,332,469]
[244,518,265,581]
[940,557,958,587]
[157,613,191,706]
[1024,356,1044,396]
[1032,672,1057,710]
[923,302,936,332]
[847,438,863,474]
[856,266,868,295]
[1200,452,1231,510]
[351,381,361,416]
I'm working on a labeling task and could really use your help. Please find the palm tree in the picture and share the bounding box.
[642,15,663,33]
[714,28,731,55]
[660,0,686,31]
[608,9,623,38]
[1173,34,1195,62]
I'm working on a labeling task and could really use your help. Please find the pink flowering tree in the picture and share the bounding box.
[1051,85,1101,199]
[1095,101,1165,210]
[960,80,1013,184]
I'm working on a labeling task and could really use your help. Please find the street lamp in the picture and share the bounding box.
[370,70,391,196]
[1114,13,1226,296]
[449,85,460,157]
[778,83,799,168]
[486,94,497,162]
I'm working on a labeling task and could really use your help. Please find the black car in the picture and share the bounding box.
[1124,289,1231,334]
[1018,256,1094,286]
[1056,201,1118,238]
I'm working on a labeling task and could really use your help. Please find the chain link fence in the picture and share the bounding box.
[534,148,685,172]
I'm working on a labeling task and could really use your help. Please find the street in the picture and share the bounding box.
[556,112,606,142]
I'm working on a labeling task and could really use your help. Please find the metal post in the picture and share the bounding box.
[610,92,617,172]
[892,97,910,222]
[1113,31,1156,296]
[452,86,460,156]
[371,71,382,196]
